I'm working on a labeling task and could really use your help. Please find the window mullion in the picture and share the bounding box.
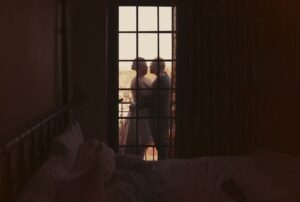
[135,6,139,155]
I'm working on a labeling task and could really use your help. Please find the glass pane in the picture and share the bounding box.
[119,102,131,118]
[119,90,134,112]
[119,34,136,60]
[173,7,177,31]
[159,7,172,31]
[139,34,158,59]
[119,62,136,89]
[159,34,172,60]
[119,7,136,31]
[165,61,172,79]
[144,146,158,161]
[138,7,157,31]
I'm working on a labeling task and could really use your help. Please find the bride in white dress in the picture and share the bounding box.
[119,58,154,157]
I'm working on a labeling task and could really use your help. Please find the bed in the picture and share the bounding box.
[1,107,300,202]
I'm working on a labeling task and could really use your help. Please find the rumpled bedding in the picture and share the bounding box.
[149,155,298,202]
[106,155,163,202]
[109,153,299,202]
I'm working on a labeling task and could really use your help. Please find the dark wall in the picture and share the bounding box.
[175,0,300,157]
[70,0,107,141]
[0,0,59,144]
[253,0,300,155]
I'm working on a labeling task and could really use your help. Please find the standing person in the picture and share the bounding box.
[136,57,171,159]
[119,57,154,158]
[150,58,171,160]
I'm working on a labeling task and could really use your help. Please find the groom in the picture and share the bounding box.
[136,57,171,159]
[150,58,171,159]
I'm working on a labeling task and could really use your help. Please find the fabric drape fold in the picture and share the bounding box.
[176,0,255,158]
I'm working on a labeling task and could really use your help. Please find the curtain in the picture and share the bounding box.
[176,0,256,157]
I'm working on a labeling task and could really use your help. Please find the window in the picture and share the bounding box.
[108,0,176,161]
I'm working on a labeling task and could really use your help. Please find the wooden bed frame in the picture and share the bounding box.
[0,105,70,202]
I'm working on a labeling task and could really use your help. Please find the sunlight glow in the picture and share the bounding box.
[159,7,172,31]
[138,7,157,31]
[119,33,136,59]
[119,7,136,31]
[139,34,158,59]
[118,6,174,161]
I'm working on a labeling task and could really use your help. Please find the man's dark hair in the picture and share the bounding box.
[152,57,165,72]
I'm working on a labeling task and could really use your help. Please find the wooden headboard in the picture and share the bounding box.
[0,105,70,202]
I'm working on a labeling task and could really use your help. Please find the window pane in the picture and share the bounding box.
[119,62,136,89]
[165,61,172,80]
[138,7,157,31]
[119,34,136,60]
[119,90,135,106]
[139,34,157,59]
[119,103,131,118]
[144,146,158,161]
[159,7,172,31]
[159,34,172,60]
[173,7,177,31]
[119,7,136,31]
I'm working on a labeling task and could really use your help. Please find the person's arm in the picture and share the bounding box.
[130,95,153,110]
[131,78,155,110]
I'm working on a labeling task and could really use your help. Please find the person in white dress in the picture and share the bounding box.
[119,57,154,157]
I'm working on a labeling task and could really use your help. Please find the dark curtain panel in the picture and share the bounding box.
[176,0,255,158]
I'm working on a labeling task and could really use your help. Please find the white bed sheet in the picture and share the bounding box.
[146,153,299,202]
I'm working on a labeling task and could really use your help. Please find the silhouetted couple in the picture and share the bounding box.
[120,57,171,160]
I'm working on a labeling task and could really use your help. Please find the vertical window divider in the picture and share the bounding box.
[135,6,140,155]
[156,6,160,160]
[169,6,174,157]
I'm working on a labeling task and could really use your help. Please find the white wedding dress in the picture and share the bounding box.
[119,76,154,156]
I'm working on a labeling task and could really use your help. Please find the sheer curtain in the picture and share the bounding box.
[176,0,255,158]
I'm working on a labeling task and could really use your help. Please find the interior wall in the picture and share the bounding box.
[70,0,107,141]
[0,0,59,144]
[253,0,300,156]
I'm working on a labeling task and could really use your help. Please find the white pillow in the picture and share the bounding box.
[66,121,84,144]
[18,156,66,202]
[74,139,103,172]
[50,121,84,171]
[74,139,116,184]
[56,139,115,202]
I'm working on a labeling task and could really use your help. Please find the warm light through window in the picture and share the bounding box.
[118,6,176,161]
